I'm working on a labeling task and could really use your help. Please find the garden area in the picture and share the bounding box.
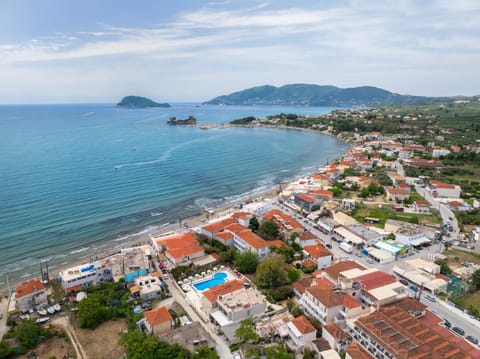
[352,203,442,228]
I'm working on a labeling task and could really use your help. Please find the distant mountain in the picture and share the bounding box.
[116,96,170,108]
[204,84,449,107]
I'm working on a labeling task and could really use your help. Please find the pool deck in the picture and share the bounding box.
[179,266,243,320]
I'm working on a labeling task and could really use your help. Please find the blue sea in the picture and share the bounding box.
[0,103,347,286]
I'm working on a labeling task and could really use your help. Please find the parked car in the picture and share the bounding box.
[452,327,465,336]
[425,294,436,302]
[466,335,479,345]
[367,258,374,264]
[399,279,409,286]
[325,243,332,249]
[444,319,451,328]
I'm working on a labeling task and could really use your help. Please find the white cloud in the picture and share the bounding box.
[0,0,479,102]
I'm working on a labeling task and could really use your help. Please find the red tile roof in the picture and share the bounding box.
[15,279,45,298]
[310,189,333,197]
[224,223,248,234]
[202,218,236,234]
[313,277,335,289]
[324,261,366,281]
[290,315,316,335]
[214,231,234,241]
[353,270,396,291]
[203,280,244,303]
[304,243,332,259]
[144,306,172,327]
[297,231,318,241]
[324,322,349,340]
[237,230,270,249]
[298,194,317,203]
[293,277,313,294]
[346,343,374,359]
[158,232,204,259]
[268,239,285,248]
[306,287,344,307]
[262,209,303,231]
[232,212,252,221]
[343,294,361,308]
[430,180,455,189]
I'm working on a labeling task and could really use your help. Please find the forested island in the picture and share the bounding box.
[166,116,197,125]
[204,83,450,107]
[116,96,171,108]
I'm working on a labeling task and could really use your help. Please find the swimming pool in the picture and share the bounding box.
[193,272,227,291]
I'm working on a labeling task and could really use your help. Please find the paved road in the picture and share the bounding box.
[418,293,480,342]
[0,297,8,339]
[164,276,233,359]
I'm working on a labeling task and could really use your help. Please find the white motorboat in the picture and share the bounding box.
[35,317,49,324]
[37,308,47,316]
[53,303,61,312]
[47,307,56,315]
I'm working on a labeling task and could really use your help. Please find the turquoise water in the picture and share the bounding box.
[193,272,228,291]
[0,103,348,286]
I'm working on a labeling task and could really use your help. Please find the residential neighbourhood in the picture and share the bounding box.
[2,104,480,359]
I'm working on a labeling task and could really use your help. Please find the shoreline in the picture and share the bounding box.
[0,125,347,296]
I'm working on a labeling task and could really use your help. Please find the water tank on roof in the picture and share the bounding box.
[80,264,94,272]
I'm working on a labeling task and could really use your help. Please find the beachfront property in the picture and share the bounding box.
[129,272,165,301]
[233,229,283,258]
[152,232,204,266]
[262,209,303,239]
[294,193,323,212]
[58,261,113,293]
[287,315,317,350]
[303,242,333,270]
[210,286,267,341]
[14,279,47,313]
[141,306,173,336]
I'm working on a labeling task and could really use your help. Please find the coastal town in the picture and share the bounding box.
[2,101,480,359]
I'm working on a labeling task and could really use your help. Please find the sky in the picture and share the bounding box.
[0,0,479,103]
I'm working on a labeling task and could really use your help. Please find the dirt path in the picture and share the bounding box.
[53,316,88,359]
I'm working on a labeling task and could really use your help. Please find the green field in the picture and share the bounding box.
[444,248,480,268]
[457,292,480,313]
[352,204,443,229]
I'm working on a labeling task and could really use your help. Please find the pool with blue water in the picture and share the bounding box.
[193,272,228,291]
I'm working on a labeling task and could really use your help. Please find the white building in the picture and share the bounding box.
[210,287,266,341]
[59,261,113,293]
[303,242,333,270]
[131,273,164,301]
[287,315,317,350]
[15,279,48,313]
[429,180,461,198]
[300,287,344,325]
[322,322,350,352]
[233,230,281,259]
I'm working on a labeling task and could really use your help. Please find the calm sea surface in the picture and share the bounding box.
[0,103,347,286]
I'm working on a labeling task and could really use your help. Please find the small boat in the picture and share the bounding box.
[53,303,61,312]
[19,314,30,320]
[35,317,49,324]
[47,307,56,315]
[37,308,47,316]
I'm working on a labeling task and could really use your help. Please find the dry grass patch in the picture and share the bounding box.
[74,319,127,359]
